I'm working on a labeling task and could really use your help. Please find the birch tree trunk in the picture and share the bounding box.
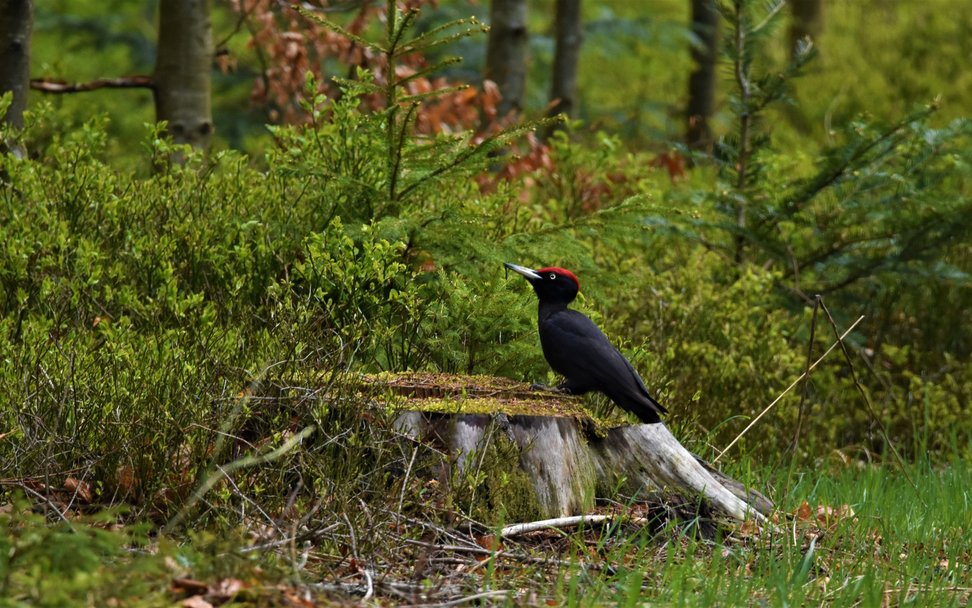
[154,0,214,151]
[485,0,528,118]
[0,0,32,132]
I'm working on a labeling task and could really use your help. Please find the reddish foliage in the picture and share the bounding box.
[650,149,687,181]
[232,0,379,122]
[232,2,553,174]
[232,0,500,134]
[232,1,642,214]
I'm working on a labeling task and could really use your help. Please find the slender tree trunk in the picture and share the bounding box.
[546,0,582,135]
[685,0,718,151]
[788,0,823,57]
[0,0,32,131]
[154,0,213,151]
[485,0,528,118]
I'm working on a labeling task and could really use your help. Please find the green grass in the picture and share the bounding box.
[554,461,971,607]
[4,1,971,605]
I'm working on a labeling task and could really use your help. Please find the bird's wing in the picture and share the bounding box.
[615,349,668,414]
[542,310,667,418]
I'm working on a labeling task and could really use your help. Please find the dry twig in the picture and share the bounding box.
[716,315,865,462]
[818,301,925,506]
[500,514,647,538]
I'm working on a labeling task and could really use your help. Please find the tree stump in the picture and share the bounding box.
[365,373,771,523]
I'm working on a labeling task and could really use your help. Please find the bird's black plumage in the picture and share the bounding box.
[505,262,667,423]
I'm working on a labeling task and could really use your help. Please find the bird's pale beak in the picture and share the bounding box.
[504,262,542,281]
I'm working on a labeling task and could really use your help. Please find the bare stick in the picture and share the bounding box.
[398,445,418,517]
[792,295,821,455]
[818,301,926,506]
[31,76,155,93]
[403,538,607,571]
[715,315,865,463]
[419,590,511,608]
[500,514,646,538]
[18,483,74,528]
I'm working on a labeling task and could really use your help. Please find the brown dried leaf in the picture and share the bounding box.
[116,465,136,495]
[736,517,760,538]
[180,597,213,608]
[213,578,247,598]
[816,503,855,528]
[63,477,93,503]
[475,534,502,552]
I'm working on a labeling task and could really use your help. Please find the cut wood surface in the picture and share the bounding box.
[366,373,771,523]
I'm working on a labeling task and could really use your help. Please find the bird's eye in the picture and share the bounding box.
[549,273,557,280]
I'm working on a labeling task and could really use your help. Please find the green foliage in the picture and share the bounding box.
[0,0,565,534]
[0,501,168,607]
[789,0,972,136]
[608,251,803,452]
[448,427,544,524]
[4,0,972,602]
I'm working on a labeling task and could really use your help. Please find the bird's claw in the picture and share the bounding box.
[530,383,571,394]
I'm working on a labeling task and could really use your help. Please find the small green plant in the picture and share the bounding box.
[0,500,168,607]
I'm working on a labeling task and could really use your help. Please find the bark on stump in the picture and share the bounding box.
[367,373,771,523]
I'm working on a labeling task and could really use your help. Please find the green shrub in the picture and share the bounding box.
[0,501,168,607]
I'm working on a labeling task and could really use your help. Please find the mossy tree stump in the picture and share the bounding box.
[366,373,771,523]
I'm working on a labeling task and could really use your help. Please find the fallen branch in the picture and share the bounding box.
[417,590,511,608]
[30,76,155,93]
[500,514,646,538]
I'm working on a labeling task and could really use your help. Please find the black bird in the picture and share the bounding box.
[505,262,667,423]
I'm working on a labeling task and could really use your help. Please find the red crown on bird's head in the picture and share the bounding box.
[537,267,580,290]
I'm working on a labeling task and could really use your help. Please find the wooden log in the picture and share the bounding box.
[370,373,770,523]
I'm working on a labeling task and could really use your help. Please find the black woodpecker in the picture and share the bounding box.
[505,262,667,424]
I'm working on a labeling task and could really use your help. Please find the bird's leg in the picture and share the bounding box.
[529,382,570,393]
[529,382,579,395]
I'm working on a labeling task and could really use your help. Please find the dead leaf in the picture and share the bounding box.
[213,578,246,597]
[475,534,502,552]
[180,597,213,608]
[63,477,93,503]
[816,504,855,528]
[116,465,136,495]
[736,518,760,538]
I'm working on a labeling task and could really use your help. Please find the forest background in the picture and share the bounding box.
[1,0,971,605]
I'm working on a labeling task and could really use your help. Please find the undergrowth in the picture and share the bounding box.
[0,0,970,605]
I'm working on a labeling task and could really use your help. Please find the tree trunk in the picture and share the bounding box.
[485,0,528,118]
[154,0,213,151]
[372,373,771,524]
[686,0,718,152]
[0,0,32,132]
[546,0,582,136]
[788,0,823,58]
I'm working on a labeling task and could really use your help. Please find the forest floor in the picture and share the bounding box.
[3,460,968,607]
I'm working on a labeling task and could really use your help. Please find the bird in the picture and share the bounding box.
[504,262,667,423]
